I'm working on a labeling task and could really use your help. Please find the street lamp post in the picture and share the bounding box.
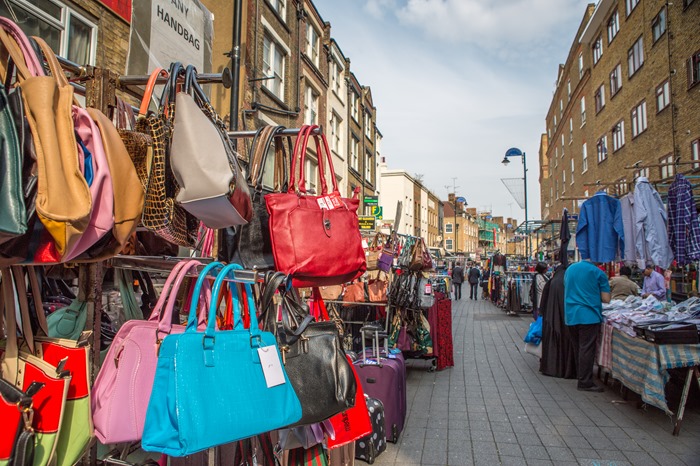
[502,148,530,260]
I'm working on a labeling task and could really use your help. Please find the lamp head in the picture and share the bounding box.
[501,157,510,165]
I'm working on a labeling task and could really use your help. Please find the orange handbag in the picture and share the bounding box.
[343,281,366,306]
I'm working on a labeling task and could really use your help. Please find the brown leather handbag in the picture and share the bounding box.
[343,281,366,306]
[135,63,199,248]
[367,271,388,303]
[0,28,91,257]
[365,233,384,271]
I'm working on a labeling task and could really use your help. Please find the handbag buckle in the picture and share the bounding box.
[250,334,262,348]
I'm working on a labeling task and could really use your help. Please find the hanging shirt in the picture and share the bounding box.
[667,174,700,266]
[620,193,638,265]
[633,177,674,269]
[576,191,625,263]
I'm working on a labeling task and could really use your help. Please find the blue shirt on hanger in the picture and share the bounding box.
[576,191,625,263]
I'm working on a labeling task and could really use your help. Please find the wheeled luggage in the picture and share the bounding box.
[353,325,406,443]
[355,396,387,464]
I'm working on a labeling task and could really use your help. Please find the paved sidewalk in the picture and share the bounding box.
[372,298,700,466]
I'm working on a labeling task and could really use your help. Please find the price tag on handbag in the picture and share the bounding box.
[317,197,329,210]
[258,346,286,388]
[424,283,432,295]
[328,192,343,209]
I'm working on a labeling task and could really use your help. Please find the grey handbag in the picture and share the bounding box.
[170,65,252,228]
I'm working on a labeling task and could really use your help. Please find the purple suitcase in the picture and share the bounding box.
[353,325,406,443]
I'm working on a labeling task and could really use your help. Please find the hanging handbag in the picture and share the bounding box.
[0,78,25,243]
[141,263,302,456]
[409,238,425,271]
[365,233,384,271]
[230,125,290,269]
[135,63,199,248]
[0,378,36,466]
[170,65,252,228]
[260,272,357,426]
[266,124,366,287]
[343,280,366,306]
[418,276,435,309]
[325,355,373,449]
[287,443,329,466]
[1,269,70,466]
[92,260,212,444]
[32,37,115,262]
[0,28,92,258]
[377,234,396,273]
[367,271,388,303]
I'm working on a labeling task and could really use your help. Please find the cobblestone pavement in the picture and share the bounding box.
[371,297,700,466]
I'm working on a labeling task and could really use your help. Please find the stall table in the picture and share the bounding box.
[600,326,700,435]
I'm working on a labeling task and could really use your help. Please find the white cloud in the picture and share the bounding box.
[394,0,589,54]
[364,0,398,19]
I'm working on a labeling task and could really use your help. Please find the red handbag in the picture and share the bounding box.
[266,125,366,287]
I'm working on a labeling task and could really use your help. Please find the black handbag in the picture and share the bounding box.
[261,272,357,426]
[0,378,37,466]
[227,125,290,269]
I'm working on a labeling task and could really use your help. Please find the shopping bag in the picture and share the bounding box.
[524,316,543,345]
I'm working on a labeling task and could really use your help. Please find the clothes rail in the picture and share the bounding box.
[108,256,268,284]
[318,300,387,307]
[228,126,323,138]
[118,72,231,88]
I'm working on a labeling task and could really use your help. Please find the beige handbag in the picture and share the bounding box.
[0,28,91,257]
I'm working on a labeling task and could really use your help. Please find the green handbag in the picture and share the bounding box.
[0,81,26,243]
[46,299,88,341]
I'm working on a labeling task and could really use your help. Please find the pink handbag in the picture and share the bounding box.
[0,18,45,74]
[91,260,211,444]
[32,38,115,261]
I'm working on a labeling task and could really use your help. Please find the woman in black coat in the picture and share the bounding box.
[539,265,577,379]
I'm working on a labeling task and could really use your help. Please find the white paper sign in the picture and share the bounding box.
[258,346,286,388]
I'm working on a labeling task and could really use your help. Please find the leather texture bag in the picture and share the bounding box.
[325,355,373,448]
[0,28,92,258]
[365,233,384,271]
[170,66,252,229]
[230,125,290,269]
[1,269,70,466]
[0,378,35,466]
[343,281,366,306]
[266,125,366,287]
[135,64,199,248]
[0,79,25,243]
[367,272,388,303]
[261,272,357,426]
[92,260,211,444]
[141,263,302,456]
[33,38,115,262]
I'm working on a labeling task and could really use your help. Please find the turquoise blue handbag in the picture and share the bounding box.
[141,262,302,456]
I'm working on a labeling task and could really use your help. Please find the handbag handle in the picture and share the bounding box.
[138,67,168,116]
[185,261,225,331]
[248,126,289,193]
[1,268,21,382]
[31,37,72,91]
[0,17,44,76]
[0,26,35,83]
[297,127,342,196]
[157,62,185,111]
[288,124,314,193]
[205,264,260,341]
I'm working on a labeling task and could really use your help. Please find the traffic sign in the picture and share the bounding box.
[371,206,383,219]
[358,216,376,230]
[364,196,379,205]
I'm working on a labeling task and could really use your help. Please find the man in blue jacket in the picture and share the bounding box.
[564,260,611,392]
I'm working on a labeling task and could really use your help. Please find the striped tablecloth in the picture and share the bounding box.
[610,329,700,415]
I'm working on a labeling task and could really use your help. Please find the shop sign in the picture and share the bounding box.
[364,196,379,206]
[358,216,376,230]
[371,206,383,220]
[98,0,132,23]
[127,0,213,75]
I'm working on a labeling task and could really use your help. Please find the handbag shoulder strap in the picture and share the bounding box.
[31,37,70,90]
[248,125,275,185]
[158,260,210,336]
[138,67,168,117]
[0,26,34,83]
[288,125,313,193]
[0,17,44,76]
[1,268,21,381]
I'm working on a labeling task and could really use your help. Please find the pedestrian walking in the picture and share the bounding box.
[468,263,481,300]
[481,268,490,300]
[564,260,611,392]
[451,262,464,300]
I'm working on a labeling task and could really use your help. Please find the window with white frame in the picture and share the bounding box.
[578,53,584,78]
[263,33,286,100]
[617,178,629,195]
[626,0,640,16]
[612,120,625,152]
[268,0,286,17]
[660,154,675,179]
[561,134,565,156]
[656,80,670,112]
[634,168,650,180]
[0,0,97,65]
[364,112,372,139]
[547,127,551,139]
[350,91,360,122]
[365,151,372,181]
[330,57,343,97]
[688,51,700,88]
[610,63,622,96]
[652,7,667,42]
[631,101,648,137]
[567,80,571,99]
[569,118,574,143]
[555,147,558,163]
[593,36,603,65]
[350,136,359,171]
[559,99,563,117]
[445,223,453,234]
[582,143,588,173]
[562,170,566,190]
[555,180,559,199]
[554,115,557,128]
[628,36,644,77]
[692,139,700,169]
[595,84,605,113]
[607,10,619,43]
[571,158,575,184]
[304,85,319,125]
[445,239,453,250]
[306,23,320,68]
[304,158,318,193]
[581,96,586,125]
[597,135,608,163]
[330,112,342,154]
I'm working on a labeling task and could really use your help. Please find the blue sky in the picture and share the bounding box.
[313,0,592,223]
